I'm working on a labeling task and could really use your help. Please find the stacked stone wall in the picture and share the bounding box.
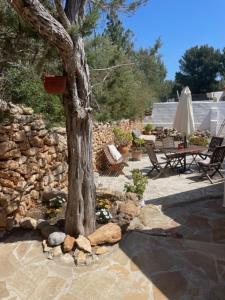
[0,100,67,230]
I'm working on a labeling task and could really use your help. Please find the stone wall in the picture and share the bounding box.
[0,100,143,230]
[0,100,68,230]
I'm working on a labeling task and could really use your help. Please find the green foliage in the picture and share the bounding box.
[175,45,224,93]
[124,169,148,200]
[189,135,208,147]
[3,65,65,127]
[113,127,133,146]
[49,196,66,209]
[144,123,153,132]
[103,12,134,54]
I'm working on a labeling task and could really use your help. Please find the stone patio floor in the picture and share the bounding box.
[1,155,225,299]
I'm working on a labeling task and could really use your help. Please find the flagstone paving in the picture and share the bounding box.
[1,195,225,300]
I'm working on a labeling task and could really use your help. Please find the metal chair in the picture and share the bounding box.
[197,146,225,183]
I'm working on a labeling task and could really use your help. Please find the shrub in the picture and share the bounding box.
[124,169,148,200]
[189,135,208,147]
[113,127,133,146]
[144,123,154,132]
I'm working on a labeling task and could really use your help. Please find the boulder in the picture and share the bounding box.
[48,231,66,246]
[63,235,76,252]
[88,223,122,246]
[118,200,140,219]
[20,217,37,230]
[75,235,92,253]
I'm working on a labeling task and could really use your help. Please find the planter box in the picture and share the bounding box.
[44,75,66,94]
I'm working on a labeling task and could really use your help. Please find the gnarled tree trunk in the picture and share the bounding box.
[9,0,96,236]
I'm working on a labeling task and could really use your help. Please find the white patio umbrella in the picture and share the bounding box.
[173,86,195,171]
[173,86,195,145]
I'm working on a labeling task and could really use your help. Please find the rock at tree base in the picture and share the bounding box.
[40,224,60,239]
[48,231,66,246]
[75,235,92,253]
[63,235,76,252]
[20,217,37,230]
[52,245,63,257]
[42,240,51,252]
[74,249,87,266]
[88,223,121,246]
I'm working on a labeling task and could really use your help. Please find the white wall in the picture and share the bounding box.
[151,101,225,135]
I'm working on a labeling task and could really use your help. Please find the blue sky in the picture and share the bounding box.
[120,0,225,80]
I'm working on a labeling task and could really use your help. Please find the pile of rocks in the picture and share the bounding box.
[0,100,67,231]
[18,190,140,266]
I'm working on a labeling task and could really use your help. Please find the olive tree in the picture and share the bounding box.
[8,0,147,236]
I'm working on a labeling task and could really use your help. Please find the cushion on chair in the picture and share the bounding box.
[108,145,122,161]
[140,134,156,142]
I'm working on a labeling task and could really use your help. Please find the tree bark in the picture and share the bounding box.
[9,0,96,236]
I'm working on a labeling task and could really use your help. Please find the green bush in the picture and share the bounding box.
[144,123,154,132]
[189,135,208,147]
[3,66,65,127]
[124,169,148,200]
[113,127,133,146]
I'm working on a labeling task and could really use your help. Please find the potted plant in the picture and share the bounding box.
[44,74,67,94]
[131,137,145,160]
[144,123,153,135]
[113,128,133,155]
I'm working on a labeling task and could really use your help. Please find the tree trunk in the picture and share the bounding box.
[63,36,96,237]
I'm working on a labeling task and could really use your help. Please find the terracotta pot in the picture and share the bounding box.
[131,150,142,161]
[44,75,66,94]
[118,145,129,155]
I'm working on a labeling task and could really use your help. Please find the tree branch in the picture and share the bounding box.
[8,0,73,61]
[54,0,71,29]
[91,62,136,71]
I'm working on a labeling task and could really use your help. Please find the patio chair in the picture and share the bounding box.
[101,144,125,176]
[199,136,224,159]
[197,145,225,183]
[145,143,173,178]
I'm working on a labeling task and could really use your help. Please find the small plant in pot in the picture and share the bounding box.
[131,138,145,161]
[144,123,153,135]
[113,128,133,155]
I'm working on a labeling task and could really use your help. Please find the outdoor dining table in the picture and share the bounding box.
[163,145,207,172]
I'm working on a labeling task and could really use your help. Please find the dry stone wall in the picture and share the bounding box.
[0,99,143,231]
[0,100,67,230]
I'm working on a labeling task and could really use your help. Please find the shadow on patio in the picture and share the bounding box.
[119,183,225,299]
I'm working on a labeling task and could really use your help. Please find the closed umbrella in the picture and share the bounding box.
[173,86,195,171]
